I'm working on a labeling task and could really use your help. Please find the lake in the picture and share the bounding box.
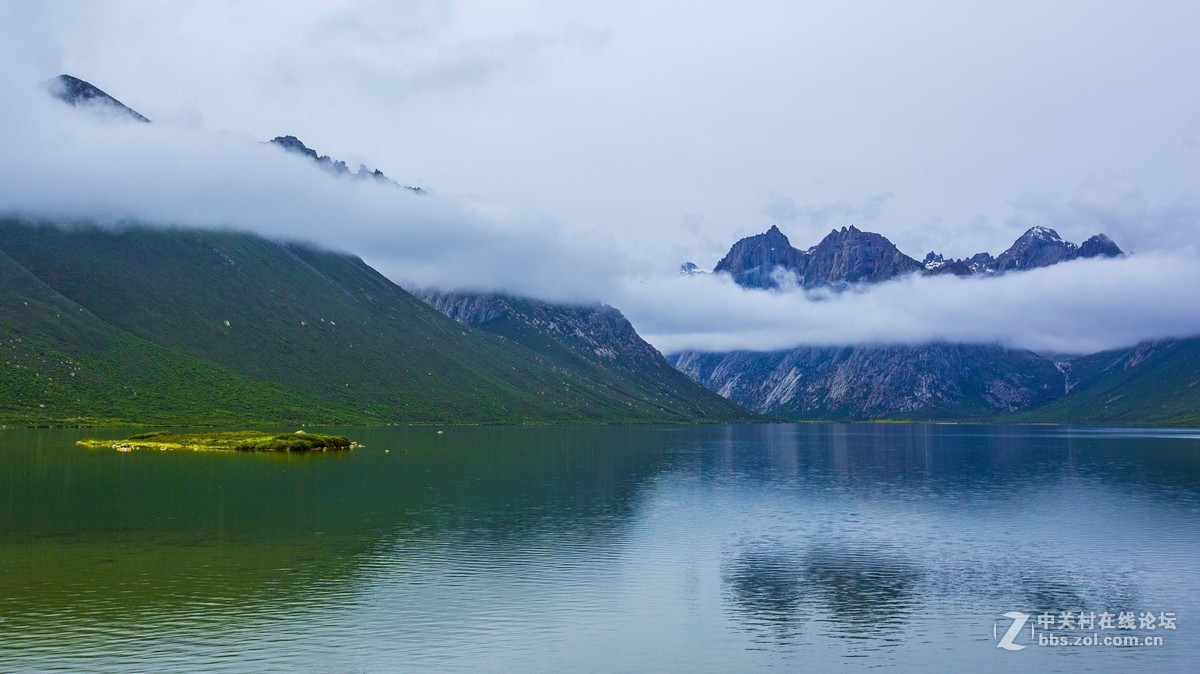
[1,424,1197,672]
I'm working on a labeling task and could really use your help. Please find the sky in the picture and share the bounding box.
[1,0,1199,354]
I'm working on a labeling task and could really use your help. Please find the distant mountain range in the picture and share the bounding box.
[698,223,1123,289]
[670,225,1200,424]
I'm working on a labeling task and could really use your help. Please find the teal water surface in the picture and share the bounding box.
[1,424,1198,672]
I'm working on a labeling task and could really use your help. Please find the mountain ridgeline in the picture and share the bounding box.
[707,223,1123,290]
[269,135,426,194]
[46,74,421,193]
[44,74,151,123]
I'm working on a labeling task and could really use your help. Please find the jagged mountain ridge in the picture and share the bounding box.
[926,226,1125,276]
[708,223,1123,289]
[269,135,425,194]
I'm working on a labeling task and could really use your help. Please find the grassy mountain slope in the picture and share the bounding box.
[0,220,749,425]
[1015,338,1200,426]
[0,247,354,425]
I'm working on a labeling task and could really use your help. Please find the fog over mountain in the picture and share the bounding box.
[2,1,1199,354]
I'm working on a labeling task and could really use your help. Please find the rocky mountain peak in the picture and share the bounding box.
[994,226,1081,272]
[1028,225,1064,242]
[922,252,947,270]
[712,226,805,289]
[712,225,922,290]
[44,74,150,123]
[762,224,791,246]
[804,225,921,287]
[1078,233,1124,259]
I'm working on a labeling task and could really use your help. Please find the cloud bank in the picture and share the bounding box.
[616,255,1200,355]
[0,83,622,302]
[2,1,1199,357]
[2,82,1200,357]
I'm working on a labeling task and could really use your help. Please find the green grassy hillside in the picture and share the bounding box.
[0,220,753,425]
[1015,338,1200,426]
[0,247,356,425]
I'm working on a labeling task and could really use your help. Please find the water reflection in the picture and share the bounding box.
[0,424,1197,672]
[723,537,921,644]
[723,540,807,639]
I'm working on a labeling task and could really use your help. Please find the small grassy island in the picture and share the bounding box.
[76,430,360,453]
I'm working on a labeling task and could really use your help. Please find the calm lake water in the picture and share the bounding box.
[1,424,1198,672]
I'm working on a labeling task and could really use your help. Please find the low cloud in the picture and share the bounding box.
[0,84,621,303]
[618,253,1200,355]
[2,74,1199,358]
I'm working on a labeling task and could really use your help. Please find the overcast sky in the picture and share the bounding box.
[2,0,1199,354]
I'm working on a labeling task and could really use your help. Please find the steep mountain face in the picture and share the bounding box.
[712,225,805,288]
[713,225,920,289]
[417,291,754,421]
[44,74,151,123]
[0,220,750,425]
[670,344,1062,420]
[800,226,923,287]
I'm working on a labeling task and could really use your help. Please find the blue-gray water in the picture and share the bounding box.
[1,424,1198,672]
